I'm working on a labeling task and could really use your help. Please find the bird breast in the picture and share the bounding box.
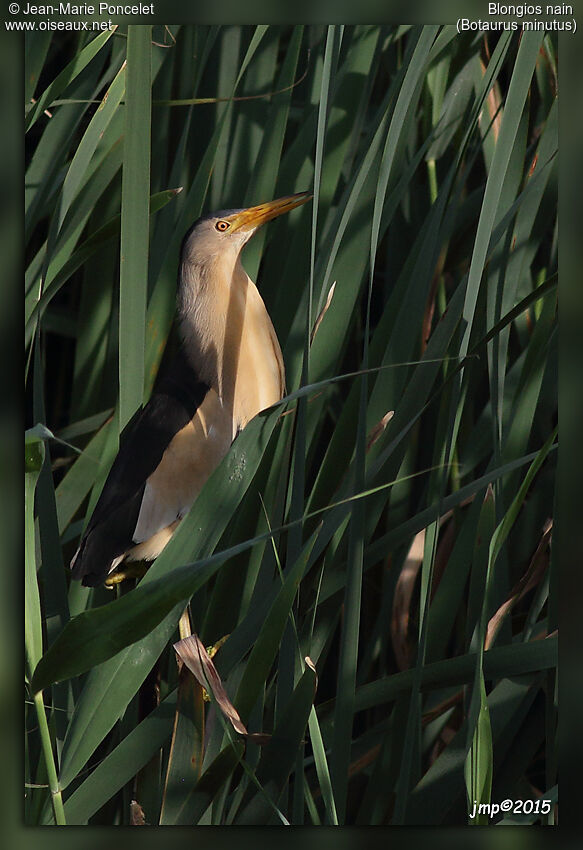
[230,281,285,429]
[181,256,285,438]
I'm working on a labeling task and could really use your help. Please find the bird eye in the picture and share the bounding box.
[215,220,230,232]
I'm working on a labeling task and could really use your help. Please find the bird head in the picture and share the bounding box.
[180,191,312,266]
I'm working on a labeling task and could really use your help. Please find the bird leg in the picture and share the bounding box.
[178,607,193,640]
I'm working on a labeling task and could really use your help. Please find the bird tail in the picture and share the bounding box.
[69,536,124,587]
[69,544,83,575]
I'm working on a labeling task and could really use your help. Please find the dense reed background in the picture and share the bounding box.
[25,24,558,826]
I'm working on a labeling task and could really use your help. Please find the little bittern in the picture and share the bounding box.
[70,192,312,587]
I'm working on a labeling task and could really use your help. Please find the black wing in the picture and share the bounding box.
[71,348,209,587]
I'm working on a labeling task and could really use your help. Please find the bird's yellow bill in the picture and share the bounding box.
[228,192,312,233]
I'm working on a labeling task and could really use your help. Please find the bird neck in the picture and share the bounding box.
[178,252,284,432]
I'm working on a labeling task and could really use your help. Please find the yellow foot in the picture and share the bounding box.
[104,562,149,587]
[207,634,230,659]
[201,634,230,702]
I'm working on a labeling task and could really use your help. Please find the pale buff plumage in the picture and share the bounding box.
[125,206,292,563]
[70,193,310,583]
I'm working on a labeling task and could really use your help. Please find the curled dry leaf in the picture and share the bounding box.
[129,800,146,825]
[366,410,394,451]
[485,519,552,650]
[391,529,425,670]
[311,281,336,343]
[174,633,271,745]
[304,655,318,699]
[389,499,473,671]
[479,55,503,144]
[304,655,317,676]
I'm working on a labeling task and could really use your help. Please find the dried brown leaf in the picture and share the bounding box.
[480,56,503,144]
[129,800,146,825]
[485,519,552,650]
[174,633,271,745]
[391,529,425,670]
[366,410,394,451]
[175,634,247,736]
[311,281,336,343]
